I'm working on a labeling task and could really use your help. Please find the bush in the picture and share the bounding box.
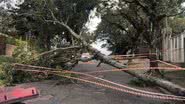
[6,37,16,45]
[0,65,6,86]
[0,56,15,64]
[13,40,38,64]
[0,39,39,85]
[0,63,14,85]
[0,63,32,85]
[0,56,15,86]
[0,38,77,85]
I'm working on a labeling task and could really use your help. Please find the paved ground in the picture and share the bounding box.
[16,60,178,104]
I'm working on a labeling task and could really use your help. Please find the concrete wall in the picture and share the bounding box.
[0,33,16,56]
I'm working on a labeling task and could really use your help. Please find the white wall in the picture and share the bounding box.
[163,32,185,63]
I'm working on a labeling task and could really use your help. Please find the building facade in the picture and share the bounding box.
[163,30,185,63]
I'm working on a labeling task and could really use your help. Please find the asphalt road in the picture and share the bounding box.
[17,61,176,104]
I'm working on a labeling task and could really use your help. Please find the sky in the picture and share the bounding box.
[85,8,101,33]
[85,8,112,55]
[0,0,24,9]
[91,39,112,55]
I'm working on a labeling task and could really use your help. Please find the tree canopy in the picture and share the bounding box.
[12,0,99,50]
[96,0,185,54]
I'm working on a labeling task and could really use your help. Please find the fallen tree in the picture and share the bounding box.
[3,0,183,100]
[36,46,96,68]
[43,13,185,96]
[7,9,185,96]
[37,46,81,58]
[34,46,82,68]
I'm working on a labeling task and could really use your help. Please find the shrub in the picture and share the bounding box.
[0,63,32,85]
[0,39,39,85]
[0,38,77,85]
[0,56,16,86]
[13,40,38,64]
[0,56,15,64]
[0,63,13,85]
[0,65,6,86]
[6,37,16,45]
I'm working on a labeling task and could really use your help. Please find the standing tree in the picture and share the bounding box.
[0,0,24,35]
[12,0,99,51]
[96,0,185,76]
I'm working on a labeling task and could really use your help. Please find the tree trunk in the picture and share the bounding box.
[147,52,163,77]
[45,20,185,96]
[46,34,51,51]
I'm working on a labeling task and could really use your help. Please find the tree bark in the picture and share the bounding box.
[147,53,163,77]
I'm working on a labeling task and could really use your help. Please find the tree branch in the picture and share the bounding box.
[49,9,58,21]
[166,8,185,17]
[38,46,81,57]
[103,17,129,33]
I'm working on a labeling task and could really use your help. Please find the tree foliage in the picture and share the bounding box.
[0,8,15,34]
[12,0,99,50]
[169,17,185,34]
[96,0,185,54]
